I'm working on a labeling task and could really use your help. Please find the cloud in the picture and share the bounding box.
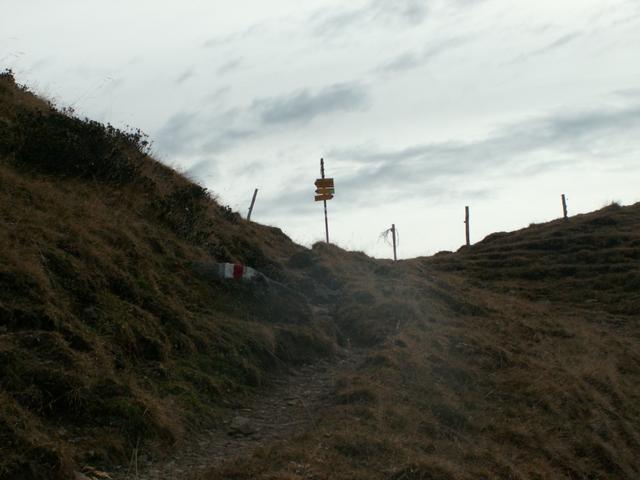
[185,158,217,181]
[154,111,201,155]
[253,82,370,125]
[510,32,582,64]
[217,58,242,75]
[155,82,370,157]
[376,36,471,73]
[201,86,232,104]
[378,52,421,73]
[175,68,195,85]
[155,89,640,217]
[202,23,266,49]
[202,125,257,153]
[374,0,429,25]
[324,100,640,205]
[155,107,255,156]
[259,187,318,217]
[310,0,429,37]
[615,88,640,100]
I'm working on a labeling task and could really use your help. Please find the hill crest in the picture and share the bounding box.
[1,71,639,479]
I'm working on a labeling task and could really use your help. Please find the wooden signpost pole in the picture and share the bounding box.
[314,159,334,243]
[321,158,329,243]
[562,194,568,220]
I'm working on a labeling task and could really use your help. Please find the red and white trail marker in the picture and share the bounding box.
[217,263,259,280]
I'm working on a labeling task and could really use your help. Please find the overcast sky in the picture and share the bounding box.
[2,0,639,258]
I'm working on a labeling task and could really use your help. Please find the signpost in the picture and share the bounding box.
[314,178,334,201]
[315,158,334,243]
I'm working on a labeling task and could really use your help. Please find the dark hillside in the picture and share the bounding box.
[0,71,339,479]
[1,70,639,479]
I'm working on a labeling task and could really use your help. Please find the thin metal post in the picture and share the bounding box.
[247,188,258,221]
[465,206,470,246]
[321,158,329,243]
[391,224,397,261]
[561,194,568,220]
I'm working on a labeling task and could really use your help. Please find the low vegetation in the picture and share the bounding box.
[0,71,335,479]
[208,205,640,479]
[1,71,639,479]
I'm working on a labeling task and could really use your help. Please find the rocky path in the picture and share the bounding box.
[108,347,364,480]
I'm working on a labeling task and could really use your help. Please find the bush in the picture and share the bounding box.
[10,110,148,183]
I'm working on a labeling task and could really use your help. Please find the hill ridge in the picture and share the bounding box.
[1,72,639,479]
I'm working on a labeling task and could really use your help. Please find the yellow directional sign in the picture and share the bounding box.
[315,178,334,188]
[315,194,334,202]
[314,177,335,201]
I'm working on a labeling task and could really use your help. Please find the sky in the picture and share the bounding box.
[2,0,640,258]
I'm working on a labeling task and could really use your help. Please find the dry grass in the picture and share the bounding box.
[201,209,640,479]
[0,72,337,479]
[1,71,640,479]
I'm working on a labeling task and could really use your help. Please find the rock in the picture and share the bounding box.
[229,416,255,436]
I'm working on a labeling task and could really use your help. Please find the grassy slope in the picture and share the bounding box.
[211,206,640,480]
[0,72,336,479]
[209,205,640,479]
[1,72,639,479]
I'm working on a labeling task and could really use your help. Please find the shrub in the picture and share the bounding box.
[10,110,148,183]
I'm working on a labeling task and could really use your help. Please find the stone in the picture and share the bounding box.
[229,416,255,436]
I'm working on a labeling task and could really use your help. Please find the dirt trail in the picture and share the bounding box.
[108,315,363,480]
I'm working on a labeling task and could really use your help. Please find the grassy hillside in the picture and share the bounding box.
[430,205,640,315]
[207,206,640,479]
[0,71,340,479]
[1,70,639,479]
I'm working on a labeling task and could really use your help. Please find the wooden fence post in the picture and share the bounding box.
[247,188,258,221]
[464,206,470,246]
[391,224,397,261]
[561,194,568,220]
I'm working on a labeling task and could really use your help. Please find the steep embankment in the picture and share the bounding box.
[0,71,340,479]
[1,71,639,479]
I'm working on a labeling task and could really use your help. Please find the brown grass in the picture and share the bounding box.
[199,209,640,479]
[0,72,338,479]
[2,70,640,479]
